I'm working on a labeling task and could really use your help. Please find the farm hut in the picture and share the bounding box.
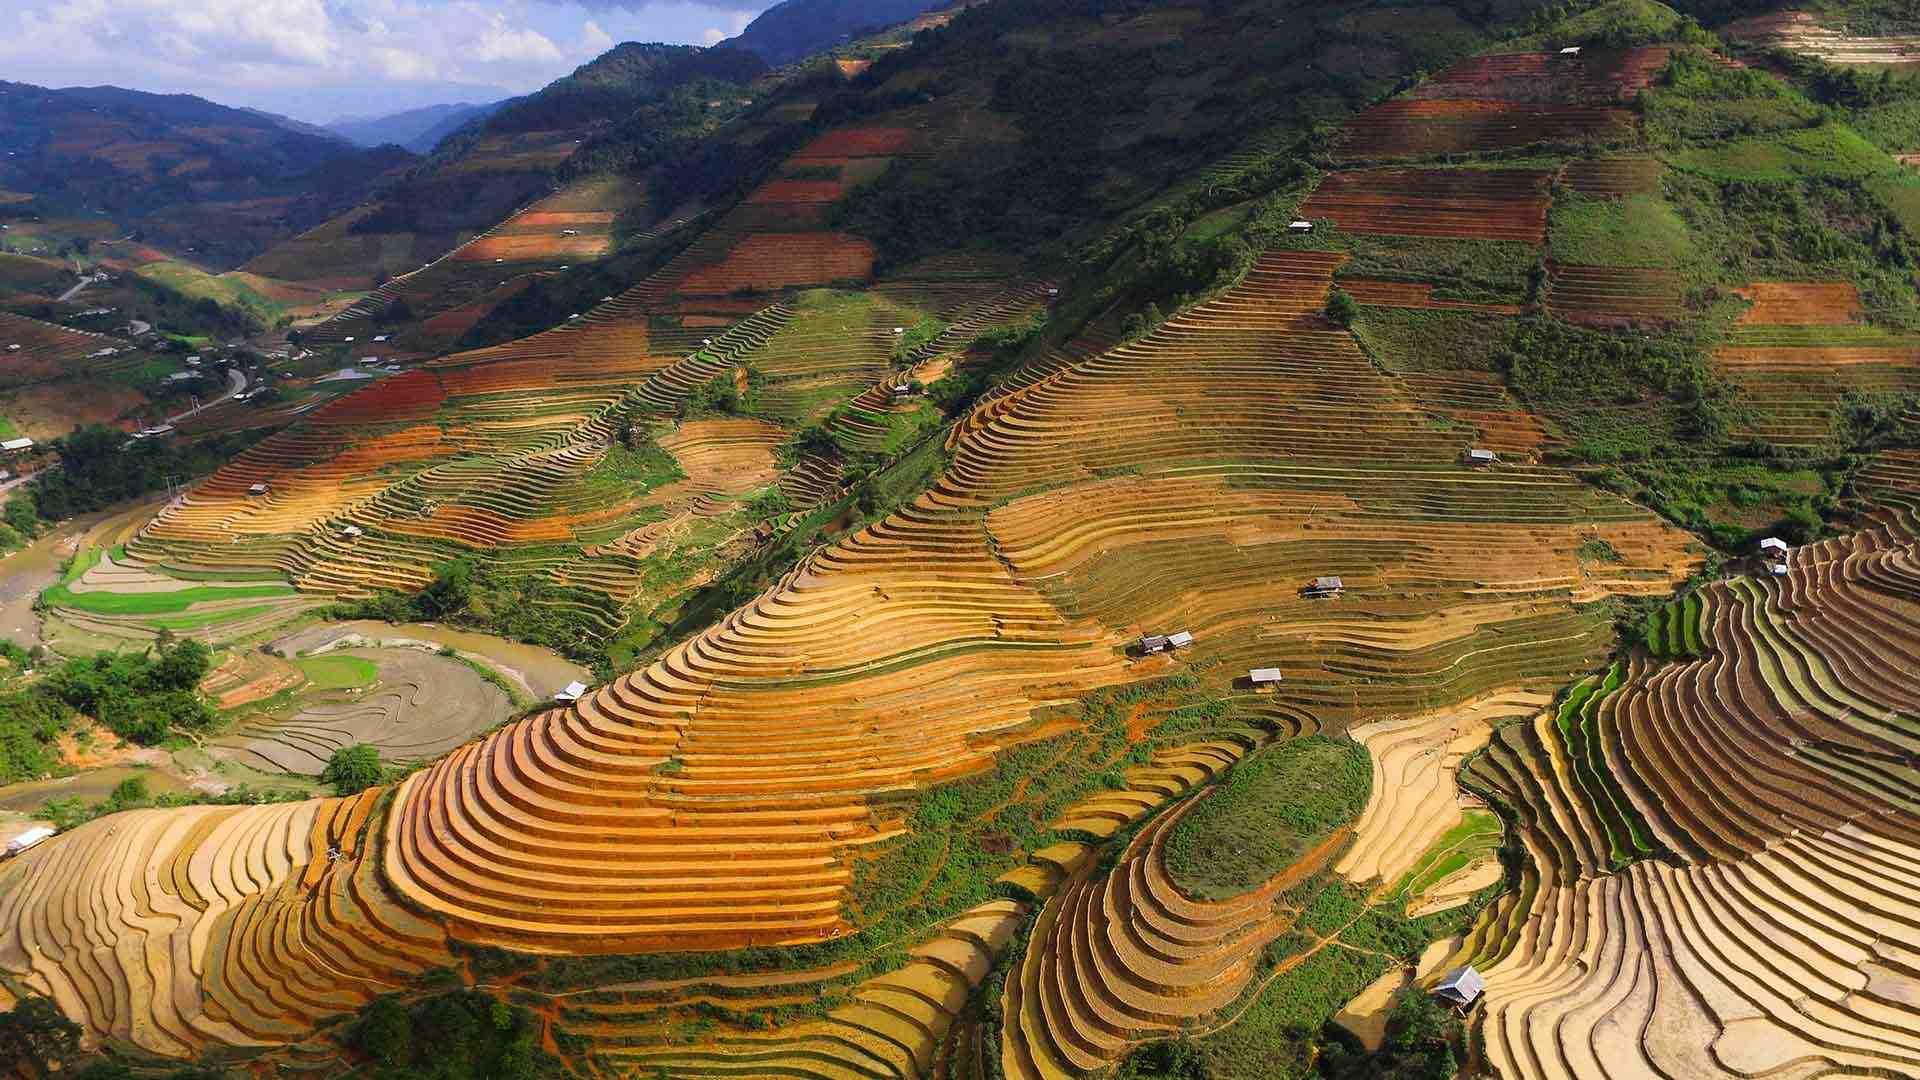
[1167,630,1195,649]
[1138,633,1172,654]
[1464,448,1498,466]
[555,680,589,703]
[339,525,364,539]
[1769,562,1789,577]
[1559,45,1582,54]
[1,437,33,454]
[372,335,389,343]
[1304,575,1345,598]
[247,482,270,496]
[1249,667,1283,686]
[888,384,917,403]
[5,344,18,352]
[1758,537,1789,555]
[1433,966,1486,1008]
[1288,220,1314,232]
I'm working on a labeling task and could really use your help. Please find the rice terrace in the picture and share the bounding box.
[1,0,1919,1077]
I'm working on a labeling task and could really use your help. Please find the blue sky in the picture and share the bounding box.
[0,0,771,124]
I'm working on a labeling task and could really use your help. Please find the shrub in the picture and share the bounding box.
[1325,287,1358,327]
[323,744,385,795]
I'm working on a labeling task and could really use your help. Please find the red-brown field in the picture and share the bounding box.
[1334,100,1636,160]
[1412,47,1672,102]
[1543,261,1686,325]
[1299,167,1552,243]
[1557,155,1662,197]
[1734,280,1863,325]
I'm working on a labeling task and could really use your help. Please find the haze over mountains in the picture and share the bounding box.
[325,102,505,154]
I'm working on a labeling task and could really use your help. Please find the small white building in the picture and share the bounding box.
[1167,630,1195,650]
[1249,667,1283,686]
[1465,448,1498,466]
[340,524,364,539]
[372,335,389,343]
[5,826,54,856]
[1433,965,1486,1008]
[247,482,270,496]
[1559,45,1582,55]
[1,436,34,454]
[1288,220,1314,232]
[1769,563,1789,577]
[1758,537,1789,556]
[555,680,589,703]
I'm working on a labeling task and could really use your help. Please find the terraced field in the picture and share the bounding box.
[13,23,1920,1078]
[0,311,142,389]
[1298,167,1553,243]
[1461,476,1920,1077]
[1713,286,1920,446]
[1727,10,1920,66]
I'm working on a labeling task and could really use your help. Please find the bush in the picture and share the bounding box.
[1326,287,1358,327]
[0,996,81,1078]
[322,743,385,795]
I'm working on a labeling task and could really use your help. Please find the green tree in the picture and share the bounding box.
[323,744,385,795]
[1326,287,1359,327]
[0,996,81,1078]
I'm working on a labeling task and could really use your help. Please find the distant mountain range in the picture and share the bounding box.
[0,80,414,265]
[326,102,505,154]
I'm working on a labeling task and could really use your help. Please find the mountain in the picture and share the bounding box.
[0,81,410,265]
[244,42,769,289]
[727,0,950,66]
[326,102,504,154]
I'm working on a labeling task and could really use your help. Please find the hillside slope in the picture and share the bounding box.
[0,81,413,266]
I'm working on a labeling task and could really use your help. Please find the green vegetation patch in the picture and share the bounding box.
[1494,317,1729,461]
[1393,808,1505,899]
[1352,308,1509,373]
[1594,455,1835,549]
[1640,592,1706,659]
[43,578,295,616]
[1643,48,1824,145]
[1162,735,1371,900]
[296,654,380,691]
[1304,228,1538,305]
[1549,192,1694,268]
[1670,123,1896,184]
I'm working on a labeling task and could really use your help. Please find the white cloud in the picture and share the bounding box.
[580,18,616,54]
[472,13,564,63]
[0,0,782,122]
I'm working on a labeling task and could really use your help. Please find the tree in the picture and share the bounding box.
[323,744,385,795]
[0,996,81,1078]
[1326,287,1359,327]
[420,558,475,618]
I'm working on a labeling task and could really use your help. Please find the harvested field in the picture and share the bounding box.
[210,648,511,775]
[1335,100,1635,161]
[1298,168,1552,243]
[0,792,454,1056]
[1714,298,1920,445]
[1734,280,1863,325]
[1336,691,1540,887]
[1726,10,1920,66]
[1543,262,1686,325]
[599,740,1240,1076]
[1412,47,1672,103]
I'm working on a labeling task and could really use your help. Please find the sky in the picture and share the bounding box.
[0,0,771,125]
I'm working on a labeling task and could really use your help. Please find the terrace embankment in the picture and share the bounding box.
[1460,465,1920,1077]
